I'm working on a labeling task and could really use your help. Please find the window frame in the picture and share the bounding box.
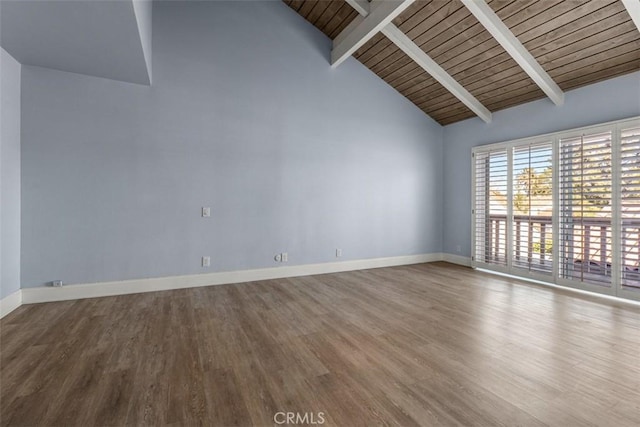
[471,116,640,302]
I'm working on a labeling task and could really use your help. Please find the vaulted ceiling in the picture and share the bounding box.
[285,0,640,125]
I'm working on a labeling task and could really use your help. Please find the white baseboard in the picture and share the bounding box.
[22,253,443,304]
[441,253,472,267]
[0,290,23,319]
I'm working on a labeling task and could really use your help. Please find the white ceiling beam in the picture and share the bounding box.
[345,0,370,16]
[621,0,640,33]
[331,0,416,68]
[333,15,365,47]
[332,0,370,45]
[343,0,492,123]
[382,25,492,123]
[460,0,564,106]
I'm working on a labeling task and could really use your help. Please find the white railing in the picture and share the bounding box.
[485,214,640,288]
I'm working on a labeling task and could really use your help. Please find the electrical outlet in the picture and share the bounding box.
[336,248,342,258]
[456,245,461,253]
[282,252,288,262]
[202,256,211,267]
[202,207,211,217]
[275,253,282,262]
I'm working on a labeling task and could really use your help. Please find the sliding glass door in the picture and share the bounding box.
[559,131,613,288]
[473,149,508,268]
[620,124,640,293]
[471,117,640,301]
[512,142,553,275]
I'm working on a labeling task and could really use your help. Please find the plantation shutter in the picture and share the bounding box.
[512,142,553,274]
[559,131,613,287]
[620,125,640,292]
[473,149,508,267]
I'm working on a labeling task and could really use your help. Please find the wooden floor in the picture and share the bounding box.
[1,262,639,426]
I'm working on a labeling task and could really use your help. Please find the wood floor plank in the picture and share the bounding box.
[1,262,639,426]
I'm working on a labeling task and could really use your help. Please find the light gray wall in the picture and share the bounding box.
[20,1,443,288]
[132,0,152,83]
[442,71,640,258]
[1,0,151,85]
[1,48,21,298]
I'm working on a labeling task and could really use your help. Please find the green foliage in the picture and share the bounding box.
[495,148,640,217]
[532,240,553,254]
[512,154,616,217]
[513,166,552,214]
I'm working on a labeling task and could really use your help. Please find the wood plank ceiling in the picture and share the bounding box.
[284,0,640,125]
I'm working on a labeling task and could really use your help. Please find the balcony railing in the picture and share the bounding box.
[484,214,640,288]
